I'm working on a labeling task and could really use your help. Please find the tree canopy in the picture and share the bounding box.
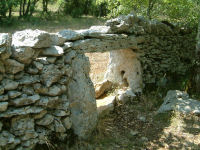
[0,0,199,27]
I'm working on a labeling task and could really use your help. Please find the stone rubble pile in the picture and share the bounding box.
[0,13,196,149]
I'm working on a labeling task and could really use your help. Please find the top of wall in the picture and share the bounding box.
[0,14,190,56]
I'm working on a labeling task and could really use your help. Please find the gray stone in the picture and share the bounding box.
[53,110,69,117]
[14,71,24,80]
[0,46,12,60]
[22,86,34,95]
[65,50,77,64]
[18,75,40,85]
[33,83,48,95]
[0,86,4,95]
[46,85,62,96]
[34,110,47,119]
[63,42,73,50]
[50,33,66,46]
[36,57,49,65]
[0,131,20,149]
[12,47,37,64]
[0,33,9,47]
[11,94,40,107]
[36,96,60,109]
[27,67,39,74]
[8,91,22,99]
[41,64,62,87]
[36,114,54,126]
[62,117,72,130]
[41,46,64,56]
[12,29,52,48]
[0,61,5,73]
[72,35,144,53]
[1,79,19,90]
[68,54,97,139]
[58,29,84,41]
[0,121,2,131]
[158,90,200,114]
[4,59,24,74]
[0,102,8,112]
[0,95,8,101]
[0,106,44,118]
[48,118,66,133]
[33,61,43,70]
[11,116,35,137]
[47,57,57,63]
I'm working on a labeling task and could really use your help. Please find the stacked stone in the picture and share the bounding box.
[104,14,196,85]
[0,30,75,150]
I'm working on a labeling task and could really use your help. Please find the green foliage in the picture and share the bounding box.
[97,0,200,27]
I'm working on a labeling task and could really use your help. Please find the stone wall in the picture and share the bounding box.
[0,14,196,149]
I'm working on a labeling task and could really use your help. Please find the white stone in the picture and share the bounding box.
[41,46,64,56]
[105,49,143,93]
[12,29,52,48]
[158,90,200,114]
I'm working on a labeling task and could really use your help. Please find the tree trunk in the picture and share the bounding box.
[23,0,26,16]
[194,19,200,92]
[9,6,12,18]
[43,0,48,13]
[25,0,31,16]
[19,0,23,17]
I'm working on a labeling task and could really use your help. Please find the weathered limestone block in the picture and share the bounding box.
[62,117,72,130]
[1,79,19,91]
[0,131,20,149]
[105,49,143,93]
[53,109,69,117]
[36,96,60,108]
[0,121,2,131]
[33,61,43,71]
[0,61,5,73]
[68,54,97,139]
[48,118,66,133]
[158,90,200,114]
[12,47,39,64]
[10,94,40,107]
[0,102,8,112]
[27,67,39,74]
[41,64,62,87]
[22,86,34,95]
[0,33,9,47]
[95,80,112,98]
[11,116,35,136]
[18,75,40,85]
[4,59,24,74]
[0,106,44,118]
[63,42,73,50]
[36,114,54,126]
[8,91,22,99]
[41,46,64,56]
[50,33,66,46]
[72,35,144,53]
[33,110,47,119]
[65,50,77,64]
[58,29,84,41]
[0,95,8,101]
[0,86,4,95]
[12,29,52,48]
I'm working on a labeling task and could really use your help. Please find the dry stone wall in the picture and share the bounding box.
[0,14,196,149]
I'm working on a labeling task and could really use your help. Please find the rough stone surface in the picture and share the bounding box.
[105,49,143,93]
[158,90,200,114]
[4,59,24,74]
[95,80,112,98]
[0,102,8,112]
[12,29,52,48]
[68,54,97,139]
[41,46,64,56]
[2,79,19,91]
[0,14,196,149]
